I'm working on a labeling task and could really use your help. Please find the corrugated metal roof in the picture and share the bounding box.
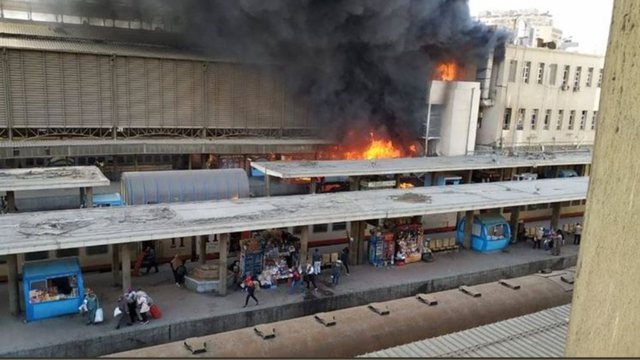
[361,304,571,358]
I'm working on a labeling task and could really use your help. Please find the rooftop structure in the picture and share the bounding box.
[0,166,109,192]
[252,153,591,179]
[362,304,570,357]
[0,177,587,256]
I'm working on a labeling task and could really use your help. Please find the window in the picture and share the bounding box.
[293,226,303,235]
[522,61,531,83]
[580,111,588,130]
[517,109,525,130]
[586,67,594,87]
[561,65,570,87]
[56,248,79,258]
[557,110,564,130]
[86,245,109,255]
[591,111,598,130]
[537,63,545,84]
[544,109,551,130]
[574,66,582,90]
[29,275,79,304]
[502,108,512,130]
[332,222,347,231]
[549,64,558,85]
[0,255,6,264]
[568,110,576,130]
[25,251,49,261]
[508,60,518,82]
[598,68,603,87]
[313,224,328,233]
[531,109,539,130]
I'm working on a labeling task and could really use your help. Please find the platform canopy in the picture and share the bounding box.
[0,166,110,192]
[0,177,588,256]
[251,152,592,179]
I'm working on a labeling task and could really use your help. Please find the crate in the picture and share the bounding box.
[330,252,339,263]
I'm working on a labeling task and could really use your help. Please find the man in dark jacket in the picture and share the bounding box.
[115,295,131,329]
[340,247,350,275]
[144,246,159,274]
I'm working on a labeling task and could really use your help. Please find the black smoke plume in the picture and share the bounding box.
[77,0,509,146]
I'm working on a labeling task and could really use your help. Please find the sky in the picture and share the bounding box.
[469,0,614,55]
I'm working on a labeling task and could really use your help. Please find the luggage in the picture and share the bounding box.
[150,304,162,319]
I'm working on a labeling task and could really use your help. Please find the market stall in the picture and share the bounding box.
[239,230,300,288]
[23,258,85,322]
[369,219,424,267]
[368,230,394,267]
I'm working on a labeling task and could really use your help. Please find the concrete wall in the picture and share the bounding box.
[479,45,604,149]
[565,0,640,356]
[430,81,480,156]
[1,255,577,358]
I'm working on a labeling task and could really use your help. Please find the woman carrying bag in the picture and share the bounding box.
[84,289,103,325]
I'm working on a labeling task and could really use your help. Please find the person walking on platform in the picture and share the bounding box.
[84,289,99,325]
[170,255,187,287]
[312,249,322,275]
[290,266,303,294]
[574,223,583,245]
[126,288,138,324]
[340,247,350,275]
[115,295,131,329]
[331,260,343,286]
[243,275,259,307]
[144,246,159,274]
[533,227,543,249]
[305,263,318,292]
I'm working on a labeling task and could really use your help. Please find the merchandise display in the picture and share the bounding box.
[369,219,424,266]
[29,275,79,304]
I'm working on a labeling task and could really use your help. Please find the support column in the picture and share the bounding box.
[349,176,360,191]
[121,244,132,292]
[79,187,86,208]
[5,191,16,213]
[394,174,402,189]
[299,226,309,267]
[348,221,366,265]
[198,235,207,265]
[265,175,271,197]
[463,170,473,184]
[309,179,317,194]
[111,244,121,287]
[509,206,521,243]
[85,187,93,208]
[463,210,474,250]
[7,254,19,316]
[550,202,561,230]
[218,233,229,296]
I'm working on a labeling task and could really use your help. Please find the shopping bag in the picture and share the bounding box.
[149,304,161,319]
[113,307,122,317]
[94,308,104,323]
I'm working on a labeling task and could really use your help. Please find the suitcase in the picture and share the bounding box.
[150,304,162,319]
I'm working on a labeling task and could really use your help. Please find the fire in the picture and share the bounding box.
[399,182,414,189]
[435,62,458,81]
[344,132,402,160]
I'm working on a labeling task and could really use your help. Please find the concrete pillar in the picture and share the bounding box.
[120,244,131,292]
[265,175,271,197]
[7,254,20,316]
[463,210,474,249]
[5,191,16,213]
[188,154,193,170]
[395,174,402,189]
[85,187,93,208]
[79,187,86,208]
[299,226,309,266]
[111,244,121,287]
[198,235,207,265]
[463,170,473,184]
[310,179,317,194]
[349,176,360,191]
[509,206,521,243]
[218,233,229,296]
[565,1,640,356]
[348,221,367,265]
[550,202,561,230]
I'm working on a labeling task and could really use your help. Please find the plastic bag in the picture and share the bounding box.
[94,308,104,323]
[113,307,122,317]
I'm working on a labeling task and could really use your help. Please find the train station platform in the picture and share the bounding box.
[0,238,580,357]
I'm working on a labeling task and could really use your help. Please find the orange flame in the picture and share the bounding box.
[436,62,458,81]
[399,182,414,189]
[343,132,402,160]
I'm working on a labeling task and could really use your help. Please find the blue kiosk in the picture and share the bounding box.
[456,214,512,252]
[23,258,85,322]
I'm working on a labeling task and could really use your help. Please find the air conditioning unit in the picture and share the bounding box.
[561,84,570,91]
[573,86,580,92]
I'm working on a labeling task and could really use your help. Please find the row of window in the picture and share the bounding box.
[4,245,111,263]
[503,108,598,131]
[313,222,347,233]
[509,60,603,90]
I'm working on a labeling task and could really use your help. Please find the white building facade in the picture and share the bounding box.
[427,80,480,156]
[476,9,563,48]
[477,45,604,150]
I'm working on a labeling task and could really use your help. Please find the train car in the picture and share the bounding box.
[110,269,575,358]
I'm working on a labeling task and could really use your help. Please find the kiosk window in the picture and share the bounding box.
[25,251,49,261]
[488,225,505,239]
[29,275,79,304]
